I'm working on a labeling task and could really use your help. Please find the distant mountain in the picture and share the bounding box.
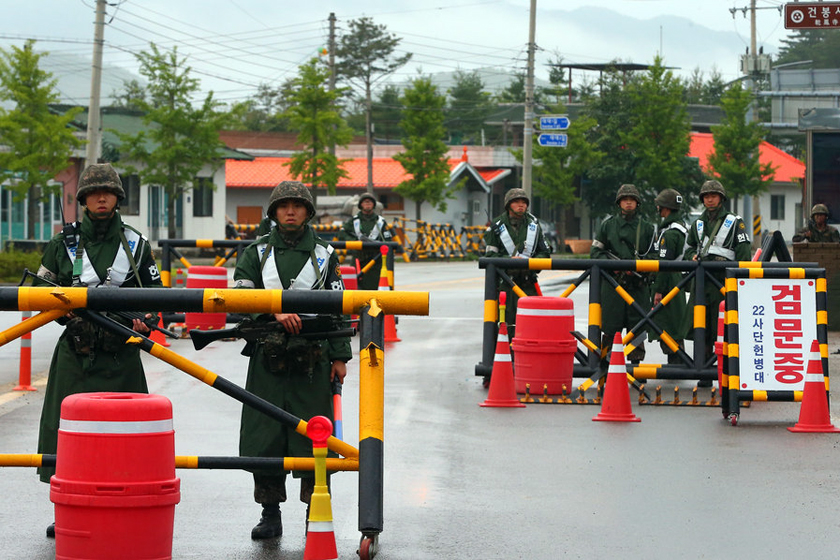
[0,50,141,110]
[39,52,142,106]
[389,66,553,98]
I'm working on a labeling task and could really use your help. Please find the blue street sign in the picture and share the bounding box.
[538,115,570,130]
[537,133,568,147]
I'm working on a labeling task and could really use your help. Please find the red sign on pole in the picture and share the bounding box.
[785,2,840,29]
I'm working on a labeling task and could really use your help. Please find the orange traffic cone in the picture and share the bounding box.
[149,315,170,347]
[481,294,525,408]
[788,339,840,433]
[304,416,338,560]
[379,246,400,342]
[593,332,641,422]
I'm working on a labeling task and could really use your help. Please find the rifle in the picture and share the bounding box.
[602,250,645,281]
[190,316,357,351]
[19,269,178,339]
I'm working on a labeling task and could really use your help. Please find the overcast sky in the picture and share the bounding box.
[1,0,792,106]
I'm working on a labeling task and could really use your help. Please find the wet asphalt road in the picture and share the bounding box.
[1,260,840,559]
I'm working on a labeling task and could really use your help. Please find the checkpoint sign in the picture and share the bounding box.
[785,2,840,29]
[737,278,817,392]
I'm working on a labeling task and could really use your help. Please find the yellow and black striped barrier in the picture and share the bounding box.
[476,257,821,406]
[0,287,427,547]
[0,454,359,472]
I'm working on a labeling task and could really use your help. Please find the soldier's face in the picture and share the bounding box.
[814,213,827,226]
[619,197,637,213]
[702,193,722,208]
[508,199,528,216]
[274,200,308,230]
[84,189,118,219]
[360,199,375,214]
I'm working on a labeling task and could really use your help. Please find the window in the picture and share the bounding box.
[770,194,785,220]
[121,174,141,215]
[193,177,213,217]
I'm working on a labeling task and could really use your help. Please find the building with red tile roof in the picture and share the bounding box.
[688,132,805,238]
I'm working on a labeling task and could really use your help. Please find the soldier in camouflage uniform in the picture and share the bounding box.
[339,193,393,290]
[685,180,751,384]
[233,181,352,540]
[650,188,689,364]
[590,184,656,364]
[34,163,162,538]
[792,204,840,243]
[483,188,552,339]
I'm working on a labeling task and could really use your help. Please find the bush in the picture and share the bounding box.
[0,245,43,284]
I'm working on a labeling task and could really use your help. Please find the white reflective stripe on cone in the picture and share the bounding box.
[805,373,824,383]
[59,419,174,434]
[306,521,335,533]
[516,308,574,316]
[188,274,227,281]
[494,353,512,363]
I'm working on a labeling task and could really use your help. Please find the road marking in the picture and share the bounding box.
[0,377,47,407]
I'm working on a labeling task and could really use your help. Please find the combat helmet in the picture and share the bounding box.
[699,180,727,202]
[267,181,315,218]
[504,188,529,209]
[358,192,377,209]
[811,203,829,217]
[615,184,641,205]
[76,163,125,203]
[654,188,683,211]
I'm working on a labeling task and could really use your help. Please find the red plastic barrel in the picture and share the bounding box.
[340,265,358,290]
[185,265,228,331]
[511,296,577,395]
[50,392,180,560]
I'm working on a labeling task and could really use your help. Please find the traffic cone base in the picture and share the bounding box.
[481,322,525,408]
[789,340,840,433]
[304,517,337,560]
[593,333,640,422]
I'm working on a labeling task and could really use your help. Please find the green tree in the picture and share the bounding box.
[284,58,353,196]
[496,72,525,103]
[225,81,293,132]
[334,17,412,193]
[580,61,702,219]
[776,29,840,69]
[446,69,493,144]
[707,82,775,200]
[622,56,693,206]
[0,41,83,239]
[540,53,569,105]
[393,76,454,220]
[701,68,727,106]
[115,43,229,239]
[370,84,402,143]
[579,69,640,218]
[111,78,146,110]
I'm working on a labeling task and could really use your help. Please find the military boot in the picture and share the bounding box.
[251,503,282,539]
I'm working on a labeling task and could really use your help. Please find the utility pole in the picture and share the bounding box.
[749,0,764,250]
[522,0,537,199]
[85,0,106,166]
[328,12,336,158]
